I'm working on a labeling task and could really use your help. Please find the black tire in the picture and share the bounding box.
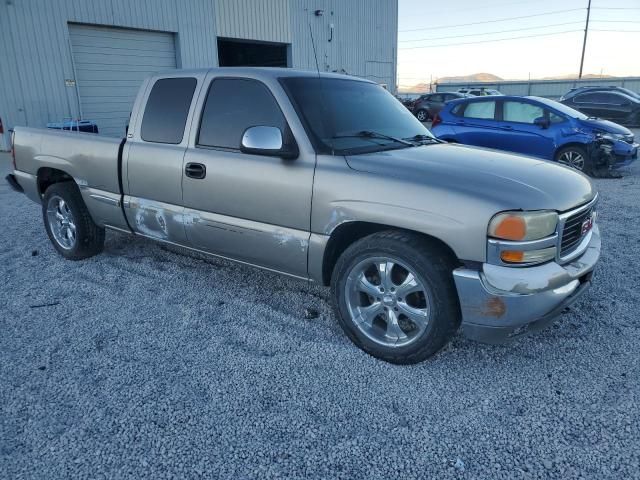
[415,109,430,122]
[42,182,105,260]
[555,145,592,174]
[331,230,460,364]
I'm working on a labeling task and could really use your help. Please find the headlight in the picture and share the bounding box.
[488,211,559,266]
[595,132,624,141]
[488,211,558,241]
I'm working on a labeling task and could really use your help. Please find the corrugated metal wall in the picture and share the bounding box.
[435,77,640,100]
[0,0,218,148]
[215,0,291,43]
[0,0,398,149]
[290,0,397,88]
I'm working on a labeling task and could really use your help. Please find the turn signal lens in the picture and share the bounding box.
[500,250,524,263]
[493,216,526,240]
[500,247,556,264]
[489,211,558,241]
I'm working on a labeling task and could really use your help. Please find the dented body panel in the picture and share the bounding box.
[453,225,601,342]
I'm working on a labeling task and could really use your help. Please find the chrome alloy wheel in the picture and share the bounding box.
[416,110,428,122]
[558,150,585,171]
[46,195,77,250]
[344,257,432,348]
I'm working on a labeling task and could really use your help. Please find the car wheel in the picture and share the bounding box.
[415,109,429,122]
[331,231,460,364]
[555,145,590,173]
[42,182,105,260]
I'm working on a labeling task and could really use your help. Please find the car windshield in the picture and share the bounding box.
[548,100,589,119]
[617,87,640,100]
[534,97,589,120]
[280,77,435,155]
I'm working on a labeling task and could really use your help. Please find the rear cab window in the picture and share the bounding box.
[141,77,197,144]
[197,78,287,150]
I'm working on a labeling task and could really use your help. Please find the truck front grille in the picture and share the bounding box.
[560,206,594,256]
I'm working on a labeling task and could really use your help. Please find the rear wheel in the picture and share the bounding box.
[331,231,460,364]
[42,182,105,260]
[415,109,430,122]
[555,145,590,173]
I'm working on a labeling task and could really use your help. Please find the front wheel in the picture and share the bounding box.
[331,231,460,364]
[415,109,430,122]
[42,182,105,260]
[555,145,590,173]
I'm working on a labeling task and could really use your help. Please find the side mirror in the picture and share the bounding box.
[533,116,550,129]
[240,126,298,160]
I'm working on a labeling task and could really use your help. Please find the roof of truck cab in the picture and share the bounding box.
[152,67,375,82]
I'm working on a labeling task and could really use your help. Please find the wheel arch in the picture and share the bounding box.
[554,141,589,160]
[320,221,460,286]
[36,167,76,197]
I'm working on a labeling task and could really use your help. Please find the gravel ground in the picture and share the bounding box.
[1,140,639,479]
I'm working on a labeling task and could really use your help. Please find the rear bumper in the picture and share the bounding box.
[6,170,40,203]
[5,173,23,193]
[453,224,601,344]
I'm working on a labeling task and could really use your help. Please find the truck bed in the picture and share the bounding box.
[12,127,129,230]
[13,127,122,193]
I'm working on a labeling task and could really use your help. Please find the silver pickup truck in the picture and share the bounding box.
[6,68,601,364]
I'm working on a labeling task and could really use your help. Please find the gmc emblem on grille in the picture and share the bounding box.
[581,216,594,235]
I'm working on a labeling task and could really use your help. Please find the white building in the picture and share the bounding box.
[0,0,398,148]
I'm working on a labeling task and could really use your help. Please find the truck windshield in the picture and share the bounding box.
[280,77,435,155]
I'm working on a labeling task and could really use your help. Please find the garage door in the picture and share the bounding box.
[69,24,177,137]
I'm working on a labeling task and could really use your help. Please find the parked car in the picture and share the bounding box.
[6,68,601,364]
[559,86,640,126]
[457,87,503,96]
[396,94,420,110]
[412,92,469,122]
[431,95,638,173]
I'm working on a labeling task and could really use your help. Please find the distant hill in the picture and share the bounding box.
[399,73,504,93]
[437,73,504,83]
[540,73,618,80]
[398,72,621,93]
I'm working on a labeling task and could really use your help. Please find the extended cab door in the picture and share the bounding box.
[181,74,315,278]
[122,73,205,243]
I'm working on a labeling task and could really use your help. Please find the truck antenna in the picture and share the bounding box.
[308,23,321,77]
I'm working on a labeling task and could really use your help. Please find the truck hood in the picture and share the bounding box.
[345,143,596,212]
[576,117,632,135]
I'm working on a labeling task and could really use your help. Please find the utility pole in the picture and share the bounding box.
[578,0,592,79]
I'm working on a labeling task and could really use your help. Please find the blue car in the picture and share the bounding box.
[430,95,638,173]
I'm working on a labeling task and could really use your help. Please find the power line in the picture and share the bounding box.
[591,19,640,23]
[591,29,640,33]
[399,30,582,50]
[399,21,583,43]
[416,0,547,16]
[592,6,640,10]
[399,8,584,33]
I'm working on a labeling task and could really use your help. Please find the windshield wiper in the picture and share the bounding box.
[331,130,414,146]
[404,134,443,145]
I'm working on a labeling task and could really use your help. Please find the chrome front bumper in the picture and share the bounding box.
[453,224,601,343]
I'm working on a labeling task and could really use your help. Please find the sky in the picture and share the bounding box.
[397,0,640,89]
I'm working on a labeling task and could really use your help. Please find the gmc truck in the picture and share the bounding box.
[6,68,601,364]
